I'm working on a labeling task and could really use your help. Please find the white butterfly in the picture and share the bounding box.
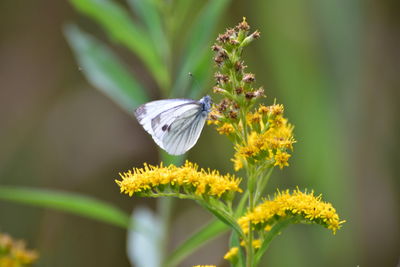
[134,95,212,155]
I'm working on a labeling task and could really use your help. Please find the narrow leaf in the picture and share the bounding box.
[0,186,130,229]
[69,0,169,89]
[165,220,228,267]
[172,0,230,97]
[127,0,169,62]
[64,24,148,112]
[200,201,243,237]
[229,231,245,267]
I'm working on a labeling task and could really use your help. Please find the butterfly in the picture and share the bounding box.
[134,95,212,155]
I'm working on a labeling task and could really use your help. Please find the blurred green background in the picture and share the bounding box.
[0,0,399,266]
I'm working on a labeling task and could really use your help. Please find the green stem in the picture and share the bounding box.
[246,166,256,267]
[157,153,184,264]
[158,197,173,264]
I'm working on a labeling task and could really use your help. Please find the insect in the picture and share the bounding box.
[134,95,212,155]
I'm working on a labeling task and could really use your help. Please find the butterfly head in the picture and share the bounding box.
[200,95,212,113]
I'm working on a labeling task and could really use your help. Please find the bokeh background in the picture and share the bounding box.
[1,0,399,266]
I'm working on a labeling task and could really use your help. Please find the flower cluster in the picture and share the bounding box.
[232,104,295,171]
[208,18,295,171]
[238,188,345,235]
[115,18,344,267]
[0,233,38,266]
[116,161,242,199]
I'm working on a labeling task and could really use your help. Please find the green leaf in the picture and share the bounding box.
[171,0,230,97]
[234,190,249,218]
[199,201,243,237]
[69,0,169,89]
[229,231,245,267]
[64,24,148,112]
[127,0,169,62]
[164,220,228,267]
[0,186,130,229]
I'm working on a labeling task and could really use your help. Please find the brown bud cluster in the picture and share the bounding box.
[211,44,222,52]
[245,88,265,100]
[229,110,238,119]
[213,98,240,121]
[235,87,243,94]
[214,50,228,66]
[243,73,255,83]
[216,28,235,44]
[236,18,250,31]
[235,61,246,71]
[215,73,229,84]
[251,30,261,39]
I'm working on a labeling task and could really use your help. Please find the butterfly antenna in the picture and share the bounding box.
[188,72,202,93]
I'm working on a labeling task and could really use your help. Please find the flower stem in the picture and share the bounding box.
[246,166,256,267]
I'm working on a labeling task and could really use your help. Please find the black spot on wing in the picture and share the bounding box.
[162,124,168,131]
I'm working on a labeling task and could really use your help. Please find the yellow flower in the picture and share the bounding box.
[269,104,284,116]
[217,123,235,135]
[274,150,291,169]
[238,188,345,234]
[231,154,245,171]
[224,247,239,261]
[0,233,39,266]
[246,112,262,125]
[264,224,272,231]
[262,120,295,151]
[193,265,217,267]
[258,104,269,114]
[116,161,242,198]
[207,109,222,125]
[240,239,261,249]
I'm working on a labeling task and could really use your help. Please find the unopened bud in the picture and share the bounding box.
[243,73,255,83]
[240,30,261,47]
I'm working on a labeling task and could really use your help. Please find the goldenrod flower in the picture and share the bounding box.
[231,154,245,171]
[274,150,291,169]
[116,161,242,198]
[217,123,235,135]
[0,233,38,266]
[240,239,261,249]
[224,247,239,261]
[238,188,345,234]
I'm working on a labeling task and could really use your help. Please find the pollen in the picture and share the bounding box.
[116,161,242,198]
[237,188,345,234]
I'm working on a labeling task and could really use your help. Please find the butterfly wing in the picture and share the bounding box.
[163,112,207,155]
[134,99,203,154]
[151,103,207,155]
